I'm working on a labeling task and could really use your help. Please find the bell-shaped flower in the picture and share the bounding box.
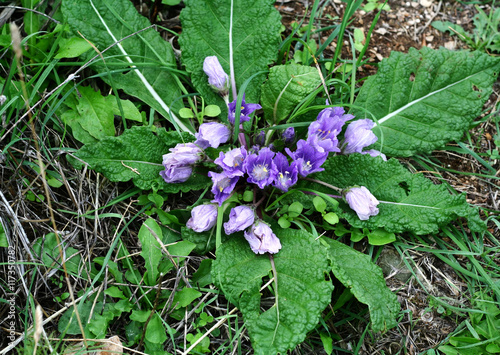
[214,147,247,178]
[343,119,378,154]
[224,205,255,235]
[208,171,239,206]
[168,143,203,165]
[243,147,277,189]
[186,204,218,232]
[159,143,203,183]
[361,149,387,161]
[203,56,230,95]
[195,122,231,149]
[160,163,193,183]
[286,140,328,177]
[307,106,353,153]
[244,220,282,254]
[282,127,295,144]
[228,95,261,125]
[272,152,298,192]
[344,186,379,220]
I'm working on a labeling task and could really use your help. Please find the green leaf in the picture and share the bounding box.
[303,154,484,234]
[138,219,163,286]
[55,37,93,59]
[367,229,396,246]
[109,97,143,122]
[130,309,150,322]
[261,64,321,124]
[204,104,221,117]
[323,212,339,225]
[352,48,500,157]
[191,259,213,287]
[145,313,168,344]
[179,0,282,109]
[324,238,399,332]
[287,201,303,218]
[172,287,202,308]
[212,228,333,355]
[62,0,193,133]
[71,126,211,192]
[61,86,115,145]
[313,196,327,213]
[104,286,126,299]
[278,216,291,229]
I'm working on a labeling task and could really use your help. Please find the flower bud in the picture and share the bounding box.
[244,220,282,254]
[344,186,379,220]
[224,205,255,235]
[282,127,295,144]
[195,122,231,149]
[203,56,230,94]
[186,204,218,232]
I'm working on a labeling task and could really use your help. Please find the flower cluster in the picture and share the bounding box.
[162,56,385,255]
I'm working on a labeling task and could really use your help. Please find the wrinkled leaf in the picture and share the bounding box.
[352,48,500,156]
[324,238,399,332]
[179,0,282,112]
[70,126,211,192]
[261,64,321,123]
[301,154,485,234]
[212,228,333,355]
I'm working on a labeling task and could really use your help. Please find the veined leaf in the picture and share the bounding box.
[62,0,193,133]
[352,48,500,157]
[301,154,485,234]
[324,238,399,332]
[71,126,211,192]
[179,0,281,111]
[261,64,321,124]
[138,219,163,286]
[212,228,333,355]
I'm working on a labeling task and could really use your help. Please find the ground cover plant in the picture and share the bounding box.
[0,0,499,354]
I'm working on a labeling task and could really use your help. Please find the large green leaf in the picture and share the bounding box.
[261,64,321,124]
[62,0,193,133]
[71,126,211,192]
[323,238,399,332]
[352,48,500,157]
[212,228,333,355]
[179,0,282,111]
[300,154,485,234]
[138,219,163,286]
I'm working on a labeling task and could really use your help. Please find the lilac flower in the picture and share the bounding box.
[160,163,193,183]
[195,122,231,149]
[272,152,298,192]
[307,106,353,153]
[343,119,378,154]
[362,149,387,161]
[244,220,282,254]
[286,140,328,177]
[214,147,247,178]
[224,205,255,235]
[186,204,218,232]
[228,95,261,125]
[255,130,266,146]
[243,147,277,189]
[168,143,203,165]
[282,127,295,144]
[344,186,379,220]
[159,143,203,183]
[203,56,229,94]
[209,171,239,206]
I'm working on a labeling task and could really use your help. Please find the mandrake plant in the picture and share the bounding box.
[3,0,499,354]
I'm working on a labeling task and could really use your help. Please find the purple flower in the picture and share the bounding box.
[272,152,298,192]
[160,163,193,183]
[208,171,239,206]
[307,106,353,153]
[344,186,379,220]
[203,56,229,94]
[195,122,231,149]
[255,130,266,146]
[282,127,295,144]
[243,147,277,189]
[214,147,247,178]
[343,119,378,154]
[244,220,282,254]
[168,143,203,165]
[228,95,261,125]
[286,140,328,177]
[224,205,255,235]
[186,204,218,232]
[361,149,387,161]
